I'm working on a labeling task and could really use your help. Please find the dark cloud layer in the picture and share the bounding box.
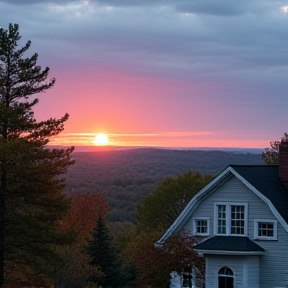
[1,0,287,79]
[3,0,284,16]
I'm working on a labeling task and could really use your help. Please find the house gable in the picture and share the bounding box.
[156,168,233,245]
[157,165,288,245]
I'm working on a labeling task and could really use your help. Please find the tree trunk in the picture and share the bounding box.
[0,170,6,286]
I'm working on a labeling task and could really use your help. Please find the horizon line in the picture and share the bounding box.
[47,144,265,153]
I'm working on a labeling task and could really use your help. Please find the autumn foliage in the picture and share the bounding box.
[61,191,108,243]
[124,230,204,288]
[51,191,109,288]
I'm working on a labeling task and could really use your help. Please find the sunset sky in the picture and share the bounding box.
[1,0,288,149]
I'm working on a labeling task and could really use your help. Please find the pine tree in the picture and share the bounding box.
[0,23,74,286]
[86,216,118,288]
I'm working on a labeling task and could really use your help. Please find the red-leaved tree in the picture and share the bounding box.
[61,191,108,243]
[53,191,109,288]
[124,230,204,288]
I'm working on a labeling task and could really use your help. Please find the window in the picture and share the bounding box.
[254,219,277,240]
[218,267,234,288]
[214,203,248,236]
[193,218,210,236]
[230,205,245,235]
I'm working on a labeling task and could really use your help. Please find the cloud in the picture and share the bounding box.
[1,0,77,4]
[3,0,285,16]
[1,0,287,82]
[1,0,286,90]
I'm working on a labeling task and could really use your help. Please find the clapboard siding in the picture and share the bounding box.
[181,175,288,288]
[205,255,261,288]
[206,255,245,288]
[247,256,260,288]
[184,176,278,235]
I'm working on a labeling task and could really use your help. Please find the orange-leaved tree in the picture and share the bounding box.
[61,191,108,243]
[52,191,108,288]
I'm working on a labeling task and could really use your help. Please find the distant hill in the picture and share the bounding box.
[65,148,264,223]
[68,145,264,154]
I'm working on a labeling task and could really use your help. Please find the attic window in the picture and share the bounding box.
[254,219,277,240]
[193,217,210,236]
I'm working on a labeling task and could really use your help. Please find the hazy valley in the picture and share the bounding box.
[65,148,264,224]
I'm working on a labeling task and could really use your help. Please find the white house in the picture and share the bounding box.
[157,140,288,288]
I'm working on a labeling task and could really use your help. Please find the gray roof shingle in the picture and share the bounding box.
[230,165,288,224]
[194,236,265,252]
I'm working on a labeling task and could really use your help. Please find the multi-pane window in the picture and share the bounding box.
[258,222,273,236]
[215,203,247,236]
[193,218,209,236]
[231,205,245,235]
[254,220,277,240]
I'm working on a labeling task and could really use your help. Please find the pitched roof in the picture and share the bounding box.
[194,236,265,254]
[230,165,288,224]
[157,164,288,245]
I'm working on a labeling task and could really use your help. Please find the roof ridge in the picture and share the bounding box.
[230,164,278,167]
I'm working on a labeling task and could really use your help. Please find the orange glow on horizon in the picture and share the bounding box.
[48,132,268,149]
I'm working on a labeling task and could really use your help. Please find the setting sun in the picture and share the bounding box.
[93,133,109,146]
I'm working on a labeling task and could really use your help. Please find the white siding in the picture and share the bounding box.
[247,256,260,288]
[206,255,243,288]
[181,176,288,288]
[206,255,261,288]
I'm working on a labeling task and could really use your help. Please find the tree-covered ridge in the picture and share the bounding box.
[65,149,263,223]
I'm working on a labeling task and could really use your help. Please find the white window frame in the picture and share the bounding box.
[192,217,210,236]
[214,202,248,236]
[253,219,277,240]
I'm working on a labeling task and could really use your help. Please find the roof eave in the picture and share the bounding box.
[194,249,265,256]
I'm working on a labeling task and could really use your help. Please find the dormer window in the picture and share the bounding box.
[214,202,248,236]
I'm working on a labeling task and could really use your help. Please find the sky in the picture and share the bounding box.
[1,0,288,149]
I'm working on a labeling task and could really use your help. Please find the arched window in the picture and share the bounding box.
[218,266,234,288]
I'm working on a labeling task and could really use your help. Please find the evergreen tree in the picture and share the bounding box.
[0,23,74,286]
[86,216,118,288]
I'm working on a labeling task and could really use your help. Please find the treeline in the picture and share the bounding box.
[65,148,264,223]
